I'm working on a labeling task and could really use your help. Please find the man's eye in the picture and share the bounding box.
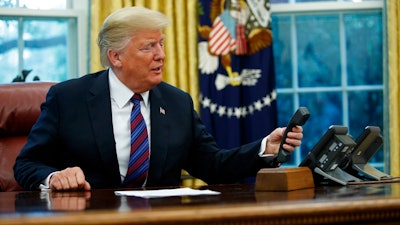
[140,45,152,52]
[139,41,164,52]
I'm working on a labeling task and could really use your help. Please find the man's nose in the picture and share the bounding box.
[154,44,165,60]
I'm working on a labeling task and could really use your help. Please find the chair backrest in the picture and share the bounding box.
[0,82,55,191]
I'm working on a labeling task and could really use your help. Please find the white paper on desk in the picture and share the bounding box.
[114,187,220,198]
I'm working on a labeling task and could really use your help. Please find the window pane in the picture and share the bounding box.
[271,0,289,3]
[295,0,336,2]
[277,93,294,128]
[342,0,382,1]
[291,0,382,2]
[299,92,343,159]
[272,15,292,88]
[0,0,16,7]
[0,19,18,83]
[0,0,67,9]
[348,90,383,163]
[19,0,66,9]
[296,15,341,87]
[345,12,383,85]
[23,19,71,82]
[271,0,382,2]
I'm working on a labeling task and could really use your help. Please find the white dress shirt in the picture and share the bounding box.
[108,69,151,182]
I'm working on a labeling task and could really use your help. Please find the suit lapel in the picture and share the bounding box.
[147,85,169,184]
[86,70,121,184]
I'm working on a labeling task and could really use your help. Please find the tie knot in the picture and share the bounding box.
[131,94,143,104]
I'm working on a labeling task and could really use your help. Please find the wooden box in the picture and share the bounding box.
[255,167,314,191]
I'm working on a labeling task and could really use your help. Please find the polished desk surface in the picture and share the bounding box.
[1,182,400,225]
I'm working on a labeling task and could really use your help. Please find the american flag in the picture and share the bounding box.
[159,107,165,115]
[198,0,277,151]
[208,16,236,55]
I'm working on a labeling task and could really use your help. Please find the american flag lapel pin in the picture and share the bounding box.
[159,106,166,115]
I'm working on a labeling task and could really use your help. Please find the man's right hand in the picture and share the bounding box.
[49,167,91,191]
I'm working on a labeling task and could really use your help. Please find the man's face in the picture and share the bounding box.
[113,29,165,93]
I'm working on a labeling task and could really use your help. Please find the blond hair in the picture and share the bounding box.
[97,6,169,68]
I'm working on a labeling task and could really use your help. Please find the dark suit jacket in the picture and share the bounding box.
[14,70,270,190]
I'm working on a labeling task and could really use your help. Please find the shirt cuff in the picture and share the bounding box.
[259,135,275,157]
[39,171,59,190]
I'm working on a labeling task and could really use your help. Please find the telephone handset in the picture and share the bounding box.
[275,107,310,165]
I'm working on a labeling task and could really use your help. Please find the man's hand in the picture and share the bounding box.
[264,126,303,155]
[49,167,91,191]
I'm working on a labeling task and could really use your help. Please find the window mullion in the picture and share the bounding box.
[67,19,78,78]
[339,12,349,128]
[17,17,23,74]
[291,14,302,165]
[291,15,299,109]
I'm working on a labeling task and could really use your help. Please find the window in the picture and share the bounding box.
[0,0,88,83]
[270,0,386,170]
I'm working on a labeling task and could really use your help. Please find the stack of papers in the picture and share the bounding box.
[115,187,220,199]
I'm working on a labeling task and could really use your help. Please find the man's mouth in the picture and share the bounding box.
[152,66,163,72]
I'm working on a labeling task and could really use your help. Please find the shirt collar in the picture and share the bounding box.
[108,69,149,108]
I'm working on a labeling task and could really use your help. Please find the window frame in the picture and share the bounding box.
[0,0,89,79]
[270,1,388,171]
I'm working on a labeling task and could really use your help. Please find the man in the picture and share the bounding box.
[14,6,303,191]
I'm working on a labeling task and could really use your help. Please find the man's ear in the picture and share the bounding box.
[107,49,122,67]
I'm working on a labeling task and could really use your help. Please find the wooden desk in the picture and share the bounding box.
[1,183,400,225]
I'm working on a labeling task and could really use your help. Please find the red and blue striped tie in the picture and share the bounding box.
[123,94,149,188]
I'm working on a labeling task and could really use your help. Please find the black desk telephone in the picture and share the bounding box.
[342,126,392,181]
[300,125,392,185]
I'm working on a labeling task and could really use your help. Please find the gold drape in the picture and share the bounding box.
[90,0,205,187]
[388,0,400,176]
